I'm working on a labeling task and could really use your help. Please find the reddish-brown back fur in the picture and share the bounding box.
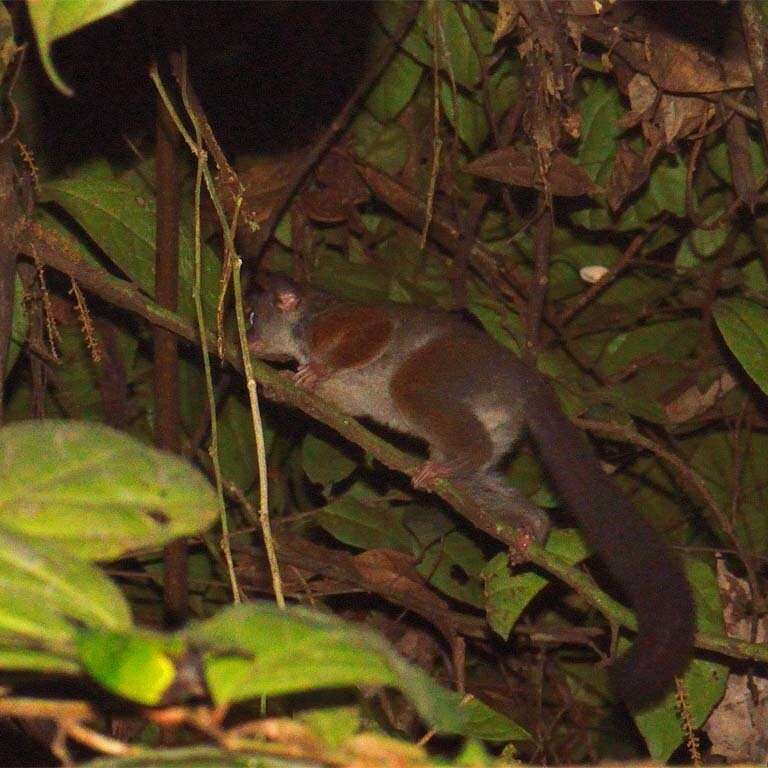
[309,305,393,370]
[391,337,497,472]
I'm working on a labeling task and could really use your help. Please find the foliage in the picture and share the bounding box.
[0,0,766,764]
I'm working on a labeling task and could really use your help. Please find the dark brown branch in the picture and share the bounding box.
[526,199,552,358]
[155,82,187,624]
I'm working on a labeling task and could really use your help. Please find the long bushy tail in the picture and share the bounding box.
[524,376,695,708]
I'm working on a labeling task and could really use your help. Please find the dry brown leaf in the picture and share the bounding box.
[465,147,599,197]
[703,558,768,762]
[663,372,737,424]
[493,0,520,43]
[607,141,648,211]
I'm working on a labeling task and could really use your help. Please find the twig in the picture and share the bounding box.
[526,199,552,356]
[182,72,240,605]
[154,77,187,624]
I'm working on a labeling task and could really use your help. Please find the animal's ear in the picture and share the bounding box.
[254,272,301,312]
[275,287,300,312]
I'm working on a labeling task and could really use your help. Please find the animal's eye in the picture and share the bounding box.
[247,310,256,327]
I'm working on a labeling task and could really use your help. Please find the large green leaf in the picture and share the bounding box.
[575,77,625,185]
[714,297,768,395]
[365,48,423,122]
[27,0,138,95]
[0,420,218,560]
[302,432,357,488]
[40,176,221,325]
[689,431,768,556]
[440,80,488,154]
[429,3,491,88]
[0,528,131,634]
[482,529,589,639]
[188,602,529,741]
[77,629,180,706]
[317,486,487,607]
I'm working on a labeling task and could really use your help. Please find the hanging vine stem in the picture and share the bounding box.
[151,62,284,609]
[188,119,240,602]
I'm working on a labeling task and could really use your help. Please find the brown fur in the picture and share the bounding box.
[310,305,393,370]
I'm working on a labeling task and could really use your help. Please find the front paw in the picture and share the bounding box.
[411,460,456,490]
[293,362,326,391]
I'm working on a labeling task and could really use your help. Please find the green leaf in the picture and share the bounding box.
[365,49,422,122]
[352,113,409,175]
[0,528,131,636]
[189,603,529,740]
[0,648,79,674]
[430,3,490,88]
[483,529,589,639]
[5,275,27,376]
[648,157,686,217]
[440,81,488,154]
[373,2,432,67]
[707,130,766,183]
[714,297,768,394]
[0,420,218,560]
[689,431,768,555]
[40,176,221,324]
[298,706,360,749]
[576,78,625,185]
[0,586,75,645]
[318,489,487,607]
[593,320,699,379]
[302,433,357,488]
[27,0,138,96]
[44,324,138,422]
[417,530,486,607]
[316,492,415,553]
[77,629,178,705]
[216,395,260,493]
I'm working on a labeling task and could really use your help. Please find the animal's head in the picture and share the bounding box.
[244,272,308,362]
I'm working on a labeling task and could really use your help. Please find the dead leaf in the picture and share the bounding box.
[725,112,758,212]
[703,558,768,763]
[493,0,520,43]
[647,27,751,93]
[607,141,648,211]
[237,147,307,224]
[547,151,601,196]
[300,187,353,223]
[663,372,737,424]
[465,147,599,197]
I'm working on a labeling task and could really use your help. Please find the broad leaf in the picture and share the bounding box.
[0,420,218,560]
[714,297,768,395]
[188,603,529,741]
[28,0,138,95]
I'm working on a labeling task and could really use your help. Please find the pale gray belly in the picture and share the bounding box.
[316,364,412,433]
